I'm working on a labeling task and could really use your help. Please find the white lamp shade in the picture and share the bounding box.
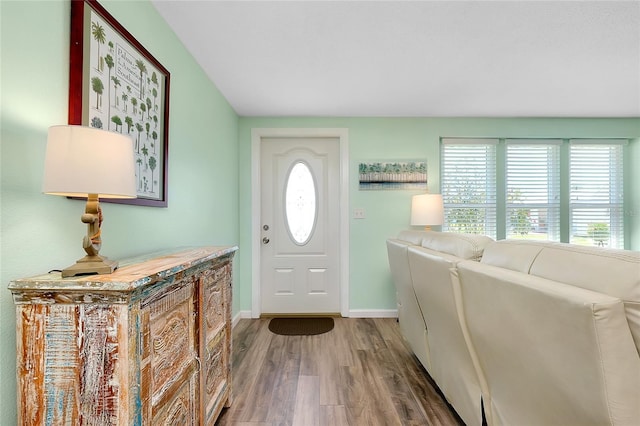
[43,125,136,199]
[410,194,444,226]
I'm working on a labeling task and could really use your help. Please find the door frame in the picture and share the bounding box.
[251,128,350,318]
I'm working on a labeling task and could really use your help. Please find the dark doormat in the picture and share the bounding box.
[268,317,335,336]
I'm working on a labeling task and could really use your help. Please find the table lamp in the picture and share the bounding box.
[410,193,444,230]
[42,125,136,277]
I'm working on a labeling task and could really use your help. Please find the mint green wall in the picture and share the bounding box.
[1,1,639,424]
[0,1,239,424]
[238,117,640,314]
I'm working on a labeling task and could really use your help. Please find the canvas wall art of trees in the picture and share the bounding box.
[359,161,427,190]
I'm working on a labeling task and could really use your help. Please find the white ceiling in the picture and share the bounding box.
[151,0,640,117]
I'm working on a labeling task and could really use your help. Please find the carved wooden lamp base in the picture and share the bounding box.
[62,255,118,278]
[60,194,120,278]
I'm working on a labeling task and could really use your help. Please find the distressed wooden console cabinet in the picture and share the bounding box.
[9,246,237,425]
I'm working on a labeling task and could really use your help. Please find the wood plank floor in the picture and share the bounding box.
[215,317,464,426]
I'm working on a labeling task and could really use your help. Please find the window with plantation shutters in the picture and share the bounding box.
[506,140,561,241]
[440,137,627,247]
[569,140,625,249]
[441,139,497,239]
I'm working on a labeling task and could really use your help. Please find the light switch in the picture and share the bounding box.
[354,208,365,219]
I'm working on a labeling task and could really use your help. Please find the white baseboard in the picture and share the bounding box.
[348,309,398,318]
[232,310,252,328]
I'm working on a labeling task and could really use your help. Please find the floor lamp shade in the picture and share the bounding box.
[43,125,136,199]
[410,194,444,227]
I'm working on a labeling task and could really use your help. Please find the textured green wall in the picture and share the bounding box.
[238,117,640,314]
[0,1,239,424]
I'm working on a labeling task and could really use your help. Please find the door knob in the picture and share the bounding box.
[262,237,270,244]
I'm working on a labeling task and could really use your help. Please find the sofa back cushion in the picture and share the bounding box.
[396,230,429,246]
[421,232,493,261]
[530,243,640,353]
[456,260,640,426]
[482,240,640,354]
[479,240,546,273]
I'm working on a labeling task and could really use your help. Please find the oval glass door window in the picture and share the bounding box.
[285,161,317,245]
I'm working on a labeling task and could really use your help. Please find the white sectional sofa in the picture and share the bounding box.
[387,232,640,426]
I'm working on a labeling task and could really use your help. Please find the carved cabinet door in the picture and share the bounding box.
[140,277,199,425]
[199,260,232,425]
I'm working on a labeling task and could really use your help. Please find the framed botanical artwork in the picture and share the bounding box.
[69,0,170,207]
[358,160,427,190]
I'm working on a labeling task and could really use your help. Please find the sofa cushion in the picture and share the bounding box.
[421,232,493,261]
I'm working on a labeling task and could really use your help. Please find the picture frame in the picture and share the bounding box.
[69,0,170,207]
[359,160,427,190]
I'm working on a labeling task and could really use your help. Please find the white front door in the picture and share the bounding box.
[260,137,341,314]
